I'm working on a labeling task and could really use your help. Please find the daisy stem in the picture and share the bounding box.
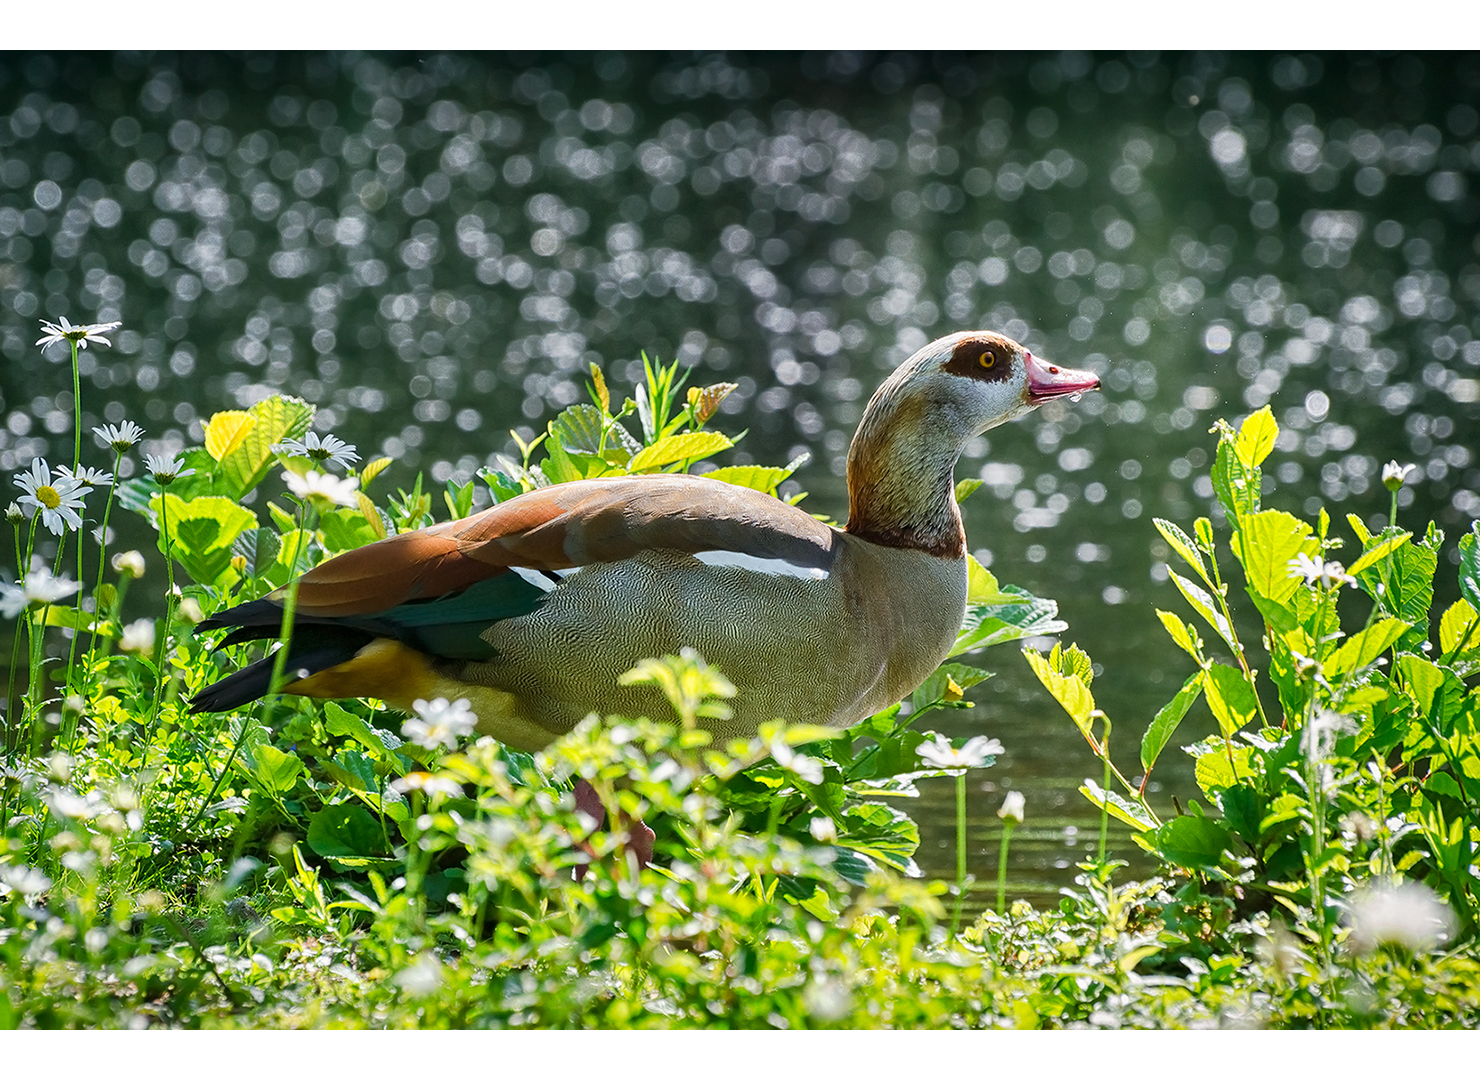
[260,503,314,734]
[949,768,967,937]
[80,450,122,689]
[69,340,81,473]
[5,517,40,760]
[996,819,1015,914]
[142,484,179,767]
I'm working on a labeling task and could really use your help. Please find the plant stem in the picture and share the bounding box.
[949,768,967,936]
[259,505,314,733]
[142,484,178,768]
[1098,715,1112,866]
[996,820,1015,914]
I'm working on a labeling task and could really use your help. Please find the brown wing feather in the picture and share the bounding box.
[284,475,838,619]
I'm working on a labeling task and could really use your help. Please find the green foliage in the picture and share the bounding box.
[1027,409,1480,978]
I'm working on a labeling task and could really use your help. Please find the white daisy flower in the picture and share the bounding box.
[389,771,465,799]
[59,464,114,488]
[916,733,1004,770]
[274,431,359,470]
[144,453,194,485]
[112,550,147,579]
[283,469,360,508]
[401,697,478,750]
[36,316,122,351]
[118,618,157,654]
[93,421,145,452]
[1287,552,1355,589]
[769,737,824,785]
[1381,461,1416,492]
[0,567,83,618]
[998,790,1026,824]
[14,458,90,536]
[1347,881,1456,955]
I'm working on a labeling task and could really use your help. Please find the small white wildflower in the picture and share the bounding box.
[4,502,23,525]
[36,316,122,351]
[1382,461,1416,492]
[0,567,82,618]
[1303,708,1356,763]
[401,697,477,750]
[112,550,147,579]
[145,453,194,485]
[283,468,359,508]
[1287,552,1354,589]
[391,952,444,997]
[176,596,205,624]
[769,737,824,785]
[802,975,854,1022]
[808,816,838,843]
[274,432,360,470]
[998,789,1026,824]
[14,458,90,535]
[48,786,105,820]
[93,421,145,452]
[0,862,53,899]
[916,733,1004,770]
[59,464,114,487]
[119,618,156,654]
[389,772,464,800]
[1347,881,1456,955]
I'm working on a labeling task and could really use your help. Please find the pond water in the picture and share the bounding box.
[2,52,1478,907]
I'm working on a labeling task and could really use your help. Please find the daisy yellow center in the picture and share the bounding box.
[36,485,61,510]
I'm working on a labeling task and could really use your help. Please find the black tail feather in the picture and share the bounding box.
[190,619,376,714]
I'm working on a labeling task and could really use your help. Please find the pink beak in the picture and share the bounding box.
[1023,351,1101,403]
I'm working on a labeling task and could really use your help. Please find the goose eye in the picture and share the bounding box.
[979,352,995,369]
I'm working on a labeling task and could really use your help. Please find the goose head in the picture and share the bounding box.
[846,330,1101,556]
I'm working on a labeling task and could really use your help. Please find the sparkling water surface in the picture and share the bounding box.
[2,52,1478,905]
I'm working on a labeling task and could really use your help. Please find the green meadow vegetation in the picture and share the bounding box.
[2,318,1479,1028]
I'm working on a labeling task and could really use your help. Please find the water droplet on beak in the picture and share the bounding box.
[1069,391,1083,403]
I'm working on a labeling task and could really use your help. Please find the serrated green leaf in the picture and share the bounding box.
[703,465,792,495]
[1439,598,1479,657]
[1149,814,1232,870]
[1079,777,1156,831]
[548,404,608,456]
[359,456,393,488]
[203,410,257,461]
[1234,405,1277,469]
[1169,570,1240,657]
[1325,617,1409,678]
[217,394,315,499]
[1211,436,1260,523]
[1347,531,1411,578]
[952,586,1066,656]
[1156,609,1201,659]
[1154,518,1210,584]
[954,478,984,504]
[911,663,994,712]
[151,493,259,586]
[1203,662,1259,739]
[324,700,405,758]
[1141,672,1205,772]
[1024,647,1096,742]
[1460,522,1480,612]
[1230,509,1316,607]
[966,556,1020,606]
[628,431,734,471]
[253,744,304,795]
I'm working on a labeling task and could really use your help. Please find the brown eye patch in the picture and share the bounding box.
[944,335,1015,382]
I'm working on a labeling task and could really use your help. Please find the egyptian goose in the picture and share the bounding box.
[192,331,1099,749]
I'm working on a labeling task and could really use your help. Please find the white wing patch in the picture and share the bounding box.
[693,549,829,580]
[508,566,557,592]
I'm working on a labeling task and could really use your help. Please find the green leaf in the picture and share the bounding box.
[910,663,994,712]
[1023,647,1096,742]
[549,403,608,456]
[253,744,304,795]
[1229,509,1316,607]
[1169,570,1240,658]
[1234,405,1277,469]
[1203,662,1259,738]
[836,800,921,876]
[1189,738,1259,796]
[951,586,1066,656]
[1079,777,1156,831]
[1154,518,1210,584]
[216,394,315,499]
[703,465,793,496]
[627,431,733,471]
[1354,524,1438,652]
[1141,672,1205,772]
[307,802,390,860]
[1218,784,1266,844]
[477,466,526,504]
[1439,599,1479,657]
[954,478,984,504]
[1460,522,1480,613]
[231,527,281,578]
[203,410,257,461]
[152,494,259,586]
[1150,814,1232,871]
[1155,609,1201,659]
[317,506,381,555]
[1325,617,1409,678]
[1346,531,1411,578]
[324,700,404,759]
[966,557,1019,606]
